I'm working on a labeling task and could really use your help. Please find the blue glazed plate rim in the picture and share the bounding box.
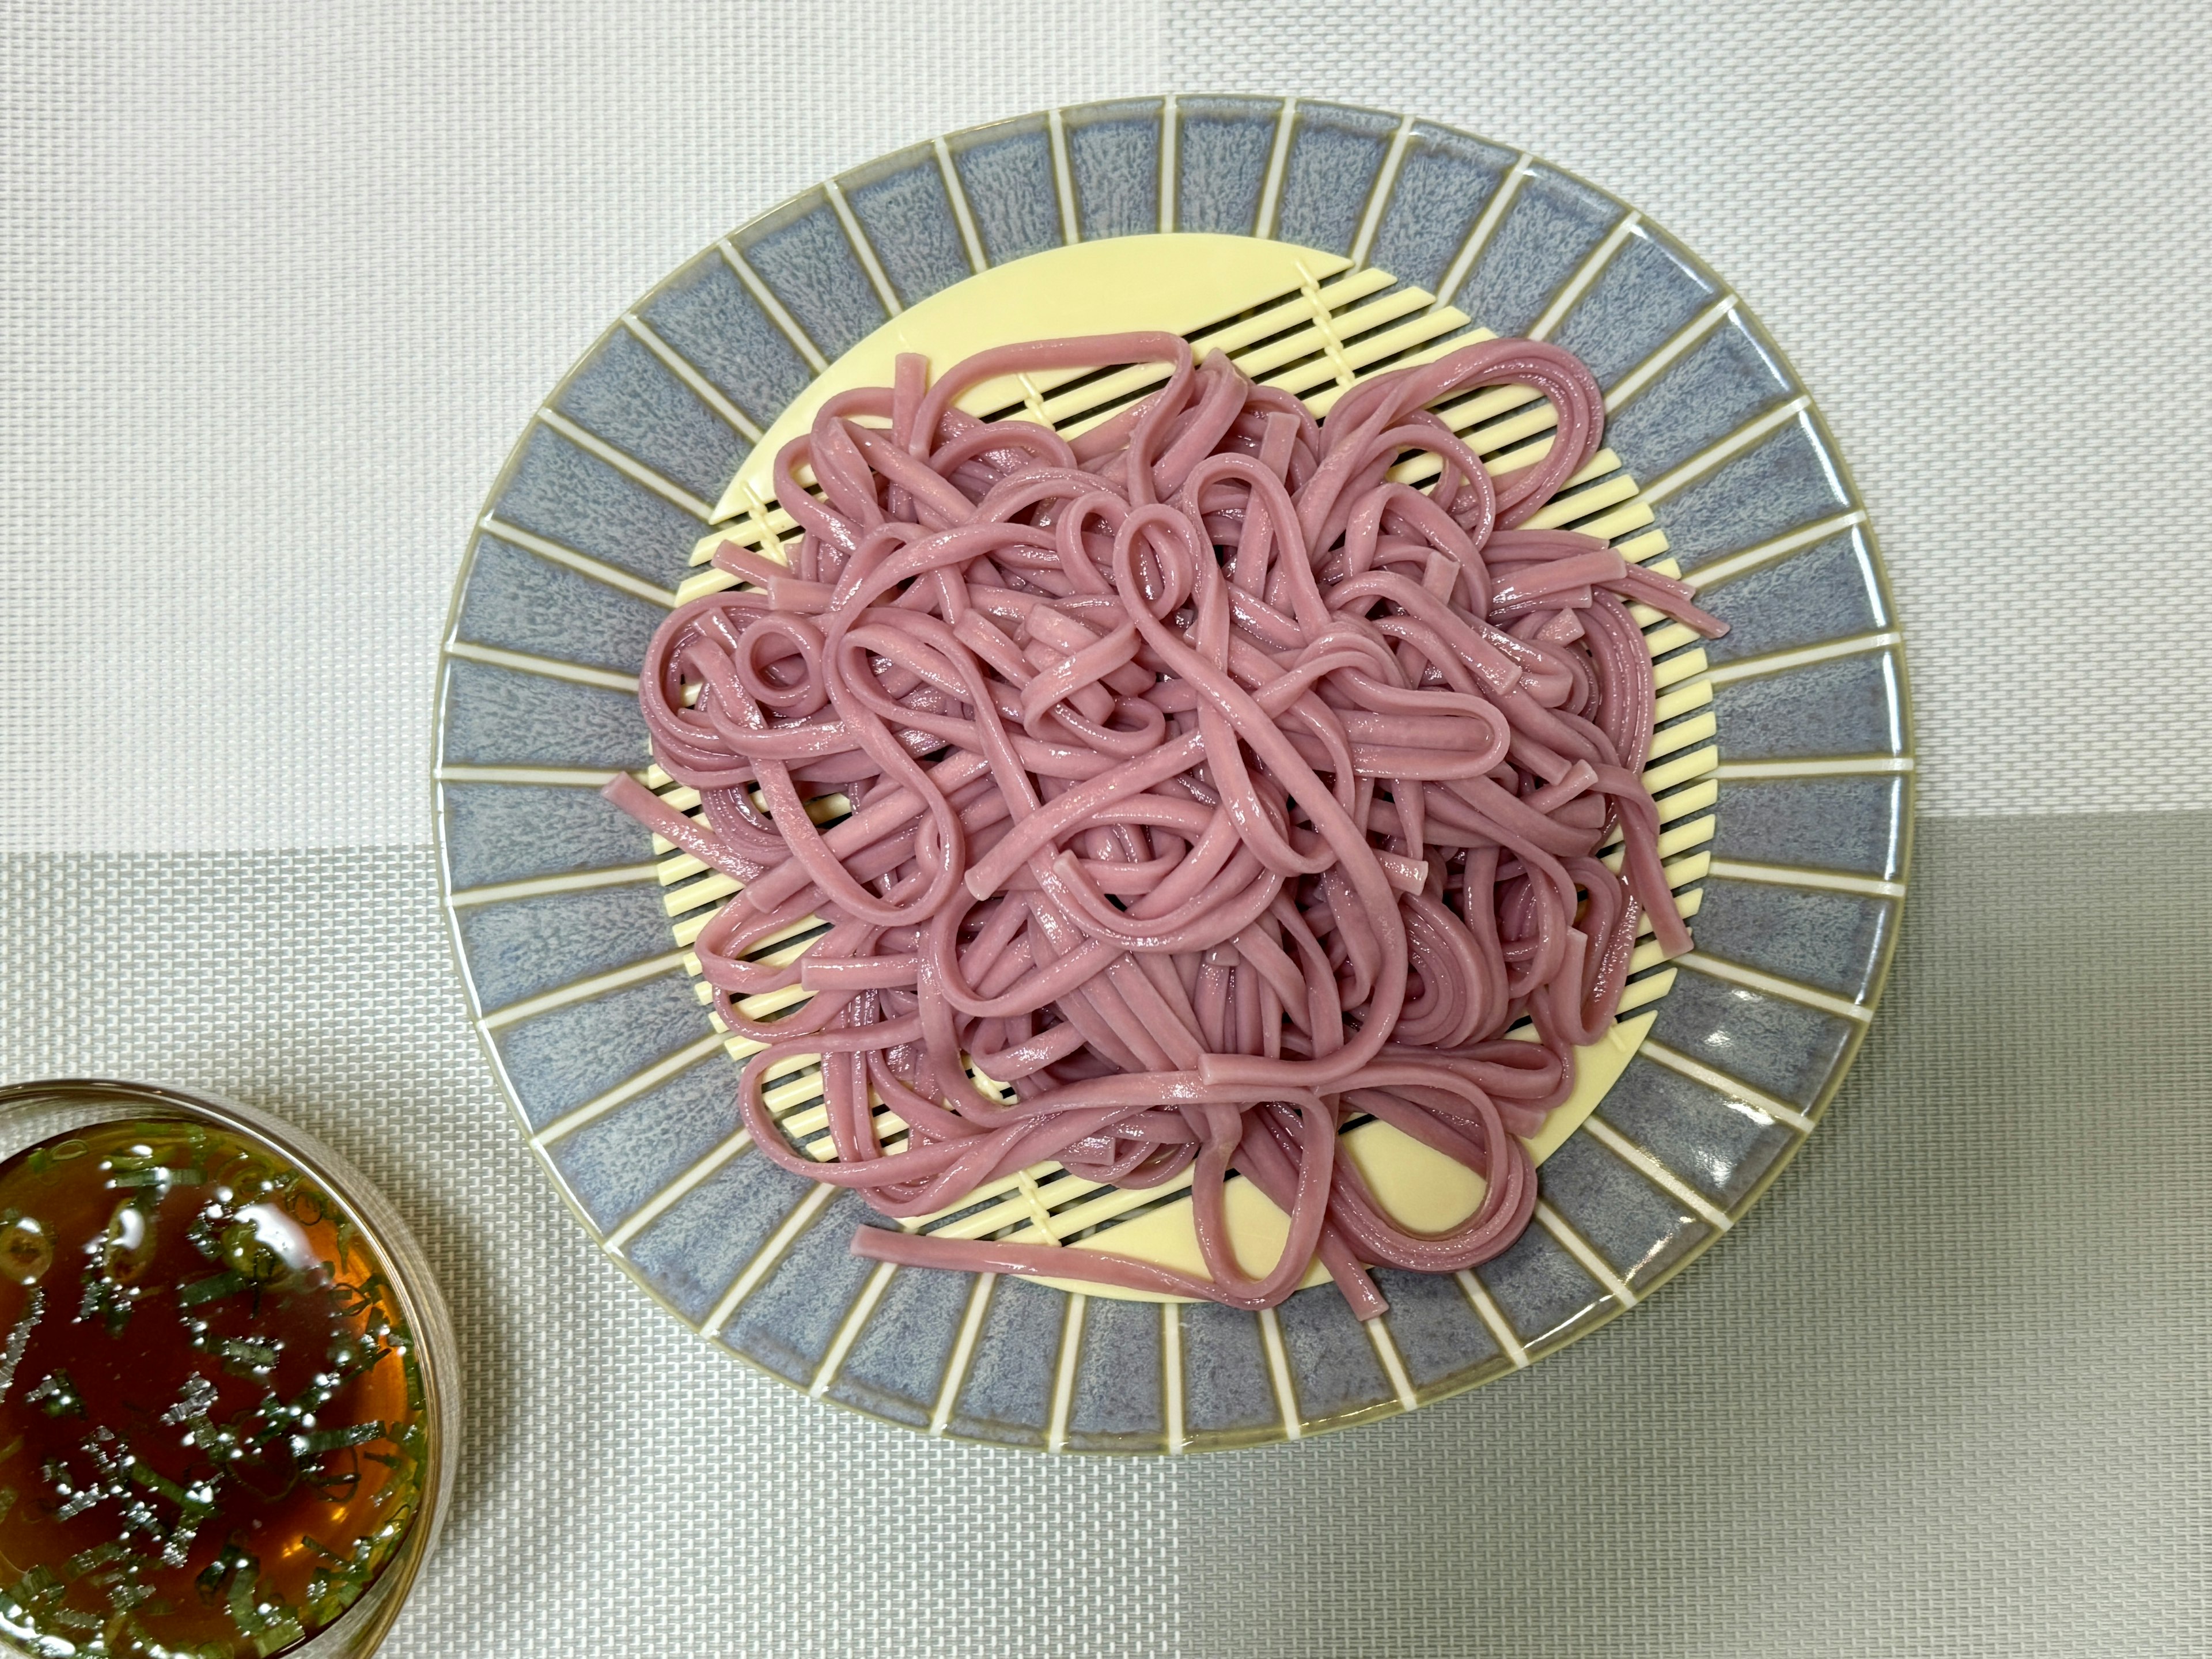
[431,95,1915,1452]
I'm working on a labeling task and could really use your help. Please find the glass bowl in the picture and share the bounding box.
[0,1079,460,1659]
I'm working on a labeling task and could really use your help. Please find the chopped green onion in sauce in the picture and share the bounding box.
[0,1123,424,1657]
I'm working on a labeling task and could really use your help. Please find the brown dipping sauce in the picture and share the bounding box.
[0,1121,425,1658]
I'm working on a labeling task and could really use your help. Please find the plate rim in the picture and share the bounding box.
[430,92,1917,1450]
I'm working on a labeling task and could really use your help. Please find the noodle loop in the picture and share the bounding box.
[607,334,1724,1315]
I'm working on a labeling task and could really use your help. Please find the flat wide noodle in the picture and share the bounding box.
[607,331,1724,1317]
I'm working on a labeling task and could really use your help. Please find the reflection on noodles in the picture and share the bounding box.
[605,332,1724,1316]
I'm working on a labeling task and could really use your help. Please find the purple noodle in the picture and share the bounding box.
[605,332,1725,1319]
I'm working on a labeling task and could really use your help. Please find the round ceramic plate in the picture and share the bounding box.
[434,98,1912,1452]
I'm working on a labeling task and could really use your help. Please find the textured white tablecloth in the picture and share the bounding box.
[7,0,2210,851]
[3,5,2207,1654]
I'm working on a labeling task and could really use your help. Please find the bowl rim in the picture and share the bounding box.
[0,1076,462,1656]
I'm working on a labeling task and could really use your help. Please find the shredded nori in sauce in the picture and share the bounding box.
[0,1122,426,1657]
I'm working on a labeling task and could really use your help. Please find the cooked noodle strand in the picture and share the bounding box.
[608,332,1724,1316]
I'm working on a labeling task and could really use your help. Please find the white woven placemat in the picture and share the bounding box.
[3,5,2209,1654]
[0,850,1189,1657]
[1,820,2204,1657]
[4,0,2209,853]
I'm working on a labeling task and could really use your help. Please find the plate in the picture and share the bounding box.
[434,98,1912,1450]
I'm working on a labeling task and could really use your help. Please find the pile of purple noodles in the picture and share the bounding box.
[605,331,1725,1317]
